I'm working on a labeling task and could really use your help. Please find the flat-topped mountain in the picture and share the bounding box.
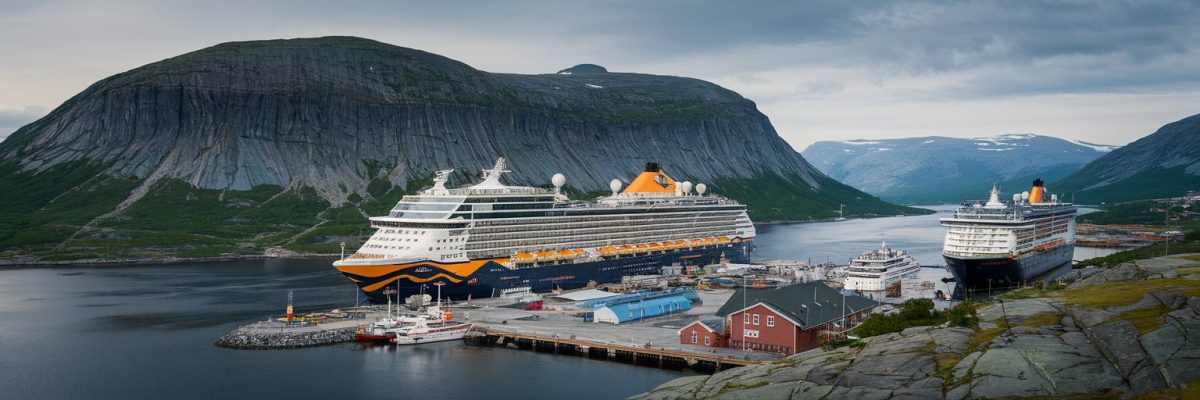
[802,134,1116,203]
[0,36,918,261]
[1055,113,1200,203]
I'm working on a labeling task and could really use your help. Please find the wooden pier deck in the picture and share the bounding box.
[469,328,764,371]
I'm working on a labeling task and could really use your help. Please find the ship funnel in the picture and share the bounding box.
[1029,178,1045,204]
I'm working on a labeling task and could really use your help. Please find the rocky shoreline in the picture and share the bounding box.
[215,325,357,349]
[634,254,1200,399]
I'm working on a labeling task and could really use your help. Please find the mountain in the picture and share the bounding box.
[0,36,920,262]
[801,134,1116,203]
[1055,114,1200,203]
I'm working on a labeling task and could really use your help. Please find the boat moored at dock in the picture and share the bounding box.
[940,179,1076,296]
[333,158,756,302]
[843,242,921,291]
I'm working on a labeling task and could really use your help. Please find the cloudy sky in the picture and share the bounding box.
[2,0,1198,150]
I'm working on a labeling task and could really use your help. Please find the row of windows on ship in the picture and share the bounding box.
[467,224,737,243]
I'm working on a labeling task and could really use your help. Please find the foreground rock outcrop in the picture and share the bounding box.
[634,254,1200,399]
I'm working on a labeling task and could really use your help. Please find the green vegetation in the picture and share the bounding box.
[1079,200,1193,225]
[1055,279,1200,308]
[1117,306,1170,335]
[711,173,931,222]
[852,299,978,338]
[1057,165,1200,204]
[0,161,141,251]
[1075,222,1200,268]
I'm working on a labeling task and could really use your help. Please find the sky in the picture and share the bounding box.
[1,0,1199,151]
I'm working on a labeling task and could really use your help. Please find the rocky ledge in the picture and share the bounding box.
[634,254,1200,399]
[215,326,356,349]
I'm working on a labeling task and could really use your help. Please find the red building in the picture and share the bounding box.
[680,282,878,355]
[678,319,726,348]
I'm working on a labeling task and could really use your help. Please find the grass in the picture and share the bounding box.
[716,381,768,395]
[1115,306,1170,335]
[967,321,1009,353]
[1054,279,1200,308]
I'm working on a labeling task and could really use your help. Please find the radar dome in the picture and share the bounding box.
[551,173,566,188]
[609,179,623,194]
[696,183,707,195]
[1012,193,1021,202]
[681,181,693,195]
[1021,191,1030,201]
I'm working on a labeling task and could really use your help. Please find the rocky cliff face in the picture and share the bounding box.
[1055,114,1200,203]
[802,135,1115,204]
[3,37,828,202]
[0,36,916,260]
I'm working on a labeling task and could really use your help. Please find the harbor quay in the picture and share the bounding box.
[215,288,784,370]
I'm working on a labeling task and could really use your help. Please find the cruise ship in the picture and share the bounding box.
[940,179,1076,295]
[843,242,921,291]
[334,158,756,302]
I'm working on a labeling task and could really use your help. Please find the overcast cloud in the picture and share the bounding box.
[1,0,1198,149]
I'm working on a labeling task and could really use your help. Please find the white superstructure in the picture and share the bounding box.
[940,185,1076,260]
[843,242,921,291]
[336,158,756,268]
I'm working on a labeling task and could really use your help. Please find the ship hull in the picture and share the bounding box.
[339,242,753,302]
[944,243,1074,297]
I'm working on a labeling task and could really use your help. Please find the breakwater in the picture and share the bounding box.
[215,321,357,349]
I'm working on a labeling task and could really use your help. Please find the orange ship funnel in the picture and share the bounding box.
[1029,179,1046,204]
[623,162,678,194]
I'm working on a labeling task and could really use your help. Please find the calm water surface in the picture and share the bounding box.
[0,204,1119,399]
[0,260,687,399]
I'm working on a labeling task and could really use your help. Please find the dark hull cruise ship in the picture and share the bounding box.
[334,158,756,302]
[940,179,1077,297]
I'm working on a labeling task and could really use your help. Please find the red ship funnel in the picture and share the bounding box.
[1029,179,1045,203]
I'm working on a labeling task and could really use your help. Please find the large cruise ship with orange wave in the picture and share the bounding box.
[334,158,756,302]
[940,179,1076,297]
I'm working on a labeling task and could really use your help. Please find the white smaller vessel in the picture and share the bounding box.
[390,314,473,345]
[843,241,921,291]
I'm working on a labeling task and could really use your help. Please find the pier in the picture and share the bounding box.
[467,328,761,371]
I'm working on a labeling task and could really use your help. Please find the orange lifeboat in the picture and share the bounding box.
[514,252,535,264]
[717,236,731,244]
[599,246,619,256]
[691,238,706,247]
[635,244,650,253]
[619,244,636,255]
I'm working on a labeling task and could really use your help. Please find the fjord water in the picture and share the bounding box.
[0,205,1110,399]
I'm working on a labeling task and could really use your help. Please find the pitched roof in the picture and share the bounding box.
[715,282,879,329]
[678,317,724,334]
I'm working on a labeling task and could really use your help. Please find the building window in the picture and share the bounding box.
[690,331,698,344]
[753,314,760,325]
[744,313,749,324]
[767,316,775,327]
[704,336,711,345]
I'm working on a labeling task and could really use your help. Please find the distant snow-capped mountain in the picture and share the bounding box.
[802,134,1117,203]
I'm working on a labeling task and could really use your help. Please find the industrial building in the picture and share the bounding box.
[593,295,692,324]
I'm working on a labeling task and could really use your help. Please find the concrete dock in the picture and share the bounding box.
[215,288,783,370]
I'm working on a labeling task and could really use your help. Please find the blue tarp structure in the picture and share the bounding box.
[592,295,692,324]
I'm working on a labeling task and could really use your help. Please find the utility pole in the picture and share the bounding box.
[742,275,747,351]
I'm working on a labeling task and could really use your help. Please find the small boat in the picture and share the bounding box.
[390,316,473,345]
[355,314,425,342]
